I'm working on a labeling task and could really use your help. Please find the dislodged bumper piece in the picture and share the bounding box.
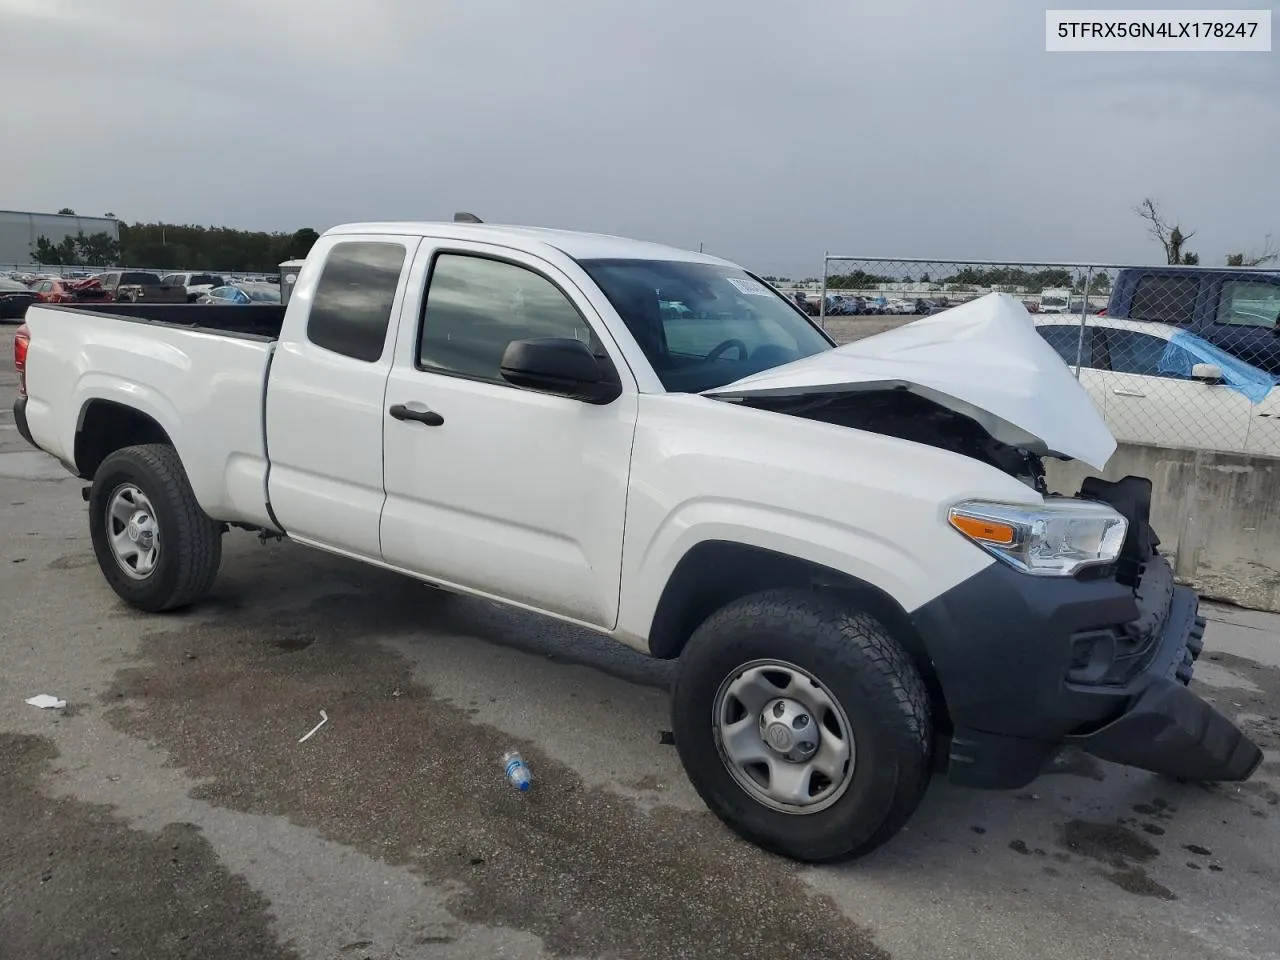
[1070,679,1263,782]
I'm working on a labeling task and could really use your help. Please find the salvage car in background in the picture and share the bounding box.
[198,282,281,305]
[0,276,37,321]
[29,277,114,305]
[1035,315,1280,458]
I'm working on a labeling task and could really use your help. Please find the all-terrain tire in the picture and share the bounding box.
[88,443,222,612]
[672,588,933,863]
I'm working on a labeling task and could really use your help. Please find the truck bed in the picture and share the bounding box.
[46,302,287,340]
[19,302,279,530]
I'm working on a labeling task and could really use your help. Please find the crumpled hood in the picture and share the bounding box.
[704,292,1116,470]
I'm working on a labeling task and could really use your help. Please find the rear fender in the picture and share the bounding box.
[71,376,182,474]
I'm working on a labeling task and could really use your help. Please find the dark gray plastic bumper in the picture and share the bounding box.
[1070,678,1262,781]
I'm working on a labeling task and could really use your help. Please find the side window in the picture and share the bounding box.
[307,241,406,363]
[418,254,592,383]
[100,273,119,290]
[1129,275,1198,324]
[1215,280,1280,328]
[1036,324,1094,367]
[1105,330,1190,379]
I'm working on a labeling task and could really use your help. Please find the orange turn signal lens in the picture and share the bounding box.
[949,512,1017,545]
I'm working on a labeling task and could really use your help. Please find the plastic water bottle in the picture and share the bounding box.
[502,751,532,792]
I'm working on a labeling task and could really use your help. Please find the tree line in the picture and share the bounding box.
[821,267,1112,294]
[30,209,320,272]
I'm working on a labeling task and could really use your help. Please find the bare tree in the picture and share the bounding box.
[1135,198,1199,265]
[1226,233,1279,268]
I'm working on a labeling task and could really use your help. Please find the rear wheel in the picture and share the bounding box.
[671,589,933,862]
[88,444,222,612]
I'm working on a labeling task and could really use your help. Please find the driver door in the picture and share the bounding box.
[379,242,639,628]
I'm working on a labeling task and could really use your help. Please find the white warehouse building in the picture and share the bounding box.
[0,209,121,265]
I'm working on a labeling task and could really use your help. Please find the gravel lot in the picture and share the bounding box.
[2,325,1279,960]
[821,316,914,345]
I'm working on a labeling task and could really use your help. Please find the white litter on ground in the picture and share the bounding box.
[298,709,328,743]
[25,695,66,709]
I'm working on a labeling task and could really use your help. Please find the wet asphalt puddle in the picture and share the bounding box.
[21,535,1274,955]
[0,732,300,960]
[1200,651,1280,759]
[102,579,888,960]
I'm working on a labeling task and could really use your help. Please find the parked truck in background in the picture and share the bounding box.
[1039,288,1072,314]
[95,270,188,304]
[160,271,226,303]
[12,220,1261,862]
[1104,266,1280,373]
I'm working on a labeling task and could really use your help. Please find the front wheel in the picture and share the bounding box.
[671,589,933,863]
[88,443,223,612]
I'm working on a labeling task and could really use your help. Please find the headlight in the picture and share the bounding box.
[948,499,1127,577]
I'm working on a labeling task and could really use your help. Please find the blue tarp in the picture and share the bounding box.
[1157,330,1280,405]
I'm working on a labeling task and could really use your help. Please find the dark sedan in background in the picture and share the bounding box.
[0,277,37,321]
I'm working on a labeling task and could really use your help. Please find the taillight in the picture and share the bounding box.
[14,322,29,397]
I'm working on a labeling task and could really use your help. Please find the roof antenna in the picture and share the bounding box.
[453,211,483,223]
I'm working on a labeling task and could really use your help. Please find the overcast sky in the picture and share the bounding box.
[0,0,1275,274]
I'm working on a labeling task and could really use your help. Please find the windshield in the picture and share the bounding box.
[190,274,223,286]
[578,259,832,392]
[1042,296,1067,307]
[121,272,161,285]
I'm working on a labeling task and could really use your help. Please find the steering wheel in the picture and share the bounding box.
[705,338,749,363]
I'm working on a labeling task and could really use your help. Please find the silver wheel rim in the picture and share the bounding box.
[712,659,855,814]
[105,484,160,580]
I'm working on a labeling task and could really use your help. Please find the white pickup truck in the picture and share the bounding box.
[12,220,1261,862]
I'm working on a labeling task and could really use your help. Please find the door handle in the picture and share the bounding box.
[388,403,444,426]
[1112,387,1146,398]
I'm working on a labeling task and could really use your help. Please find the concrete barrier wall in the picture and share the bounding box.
[1046,443,1280,612]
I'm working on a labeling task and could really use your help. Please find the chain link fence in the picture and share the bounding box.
[816,257,1280,459]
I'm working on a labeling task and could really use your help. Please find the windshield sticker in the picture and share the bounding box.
[725,277,772,297]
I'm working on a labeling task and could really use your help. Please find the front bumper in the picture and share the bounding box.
[912,477,1262,790]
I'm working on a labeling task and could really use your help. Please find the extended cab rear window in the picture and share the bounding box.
[306,242,407,362]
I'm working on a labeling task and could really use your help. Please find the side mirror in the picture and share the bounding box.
[500,337,621,404]
[1191,362,1223,383]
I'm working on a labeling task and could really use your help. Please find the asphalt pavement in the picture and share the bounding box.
[2,326,1279,960]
